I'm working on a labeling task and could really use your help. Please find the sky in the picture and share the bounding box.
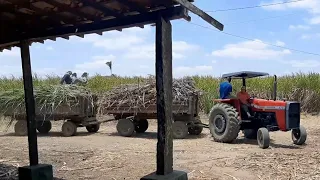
[1,0,320,78]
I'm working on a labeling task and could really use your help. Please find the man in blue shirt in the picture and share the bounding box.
[219,77,233,99]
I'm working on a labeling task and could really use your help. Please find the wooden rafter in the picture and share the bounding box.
[79,0,123,18]
[44,0,98,21]
[0,6,189,48]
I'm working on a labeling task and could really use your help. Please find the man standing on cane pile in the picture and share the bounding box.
[60,71,73,84]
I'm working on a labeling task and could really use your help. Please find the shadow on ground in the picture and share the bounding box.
[0,131,96,138]
[106,131,209,140]
[233,138,302,149]
[0,163,65,180]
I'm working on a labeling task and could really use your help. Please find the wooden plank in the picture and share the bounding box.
[155,15,173,175]
[20,40,39,166]
[117,0,148,13]
[0,6,188,46]
[173,0,224,31]
[80,0,123,18]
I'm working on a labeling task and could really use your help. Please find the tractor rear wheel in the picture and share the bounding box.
[209,103,240,143]
[257,128,270,149]
[292,125,307,145]
[243,129,258,139]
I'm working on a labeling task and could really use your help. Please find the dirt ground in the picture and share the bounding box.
[0,114,320,180]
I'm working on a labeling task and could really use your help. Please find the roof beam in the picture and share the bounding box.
[79,0,123,18]
[173,0,224,31]
[45,0,98,21]
[117,0,148,13]
[0,6,189,46]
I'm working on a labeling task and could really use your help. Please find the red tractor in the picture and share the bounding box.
[209,71,307,149]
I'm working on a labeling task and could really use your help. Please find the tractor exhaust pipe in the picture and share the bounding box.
[273,75,277,101]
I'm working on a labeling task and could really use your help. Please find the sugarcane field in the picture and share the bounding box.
[1,0,320,180]
[0,74,318,180]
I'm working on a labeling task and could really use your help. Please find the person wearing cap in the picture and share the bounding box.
[237,86,252,118]
[60,71,73,84]
[219,77,234,99]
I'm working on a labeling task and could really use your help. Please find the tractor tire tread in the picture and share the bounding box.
[209,103,240,143]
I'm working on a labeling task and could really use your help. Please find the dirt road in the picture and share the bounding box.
[0,114,319,180]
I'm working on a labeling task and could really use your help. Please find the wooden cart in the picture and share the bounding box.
[102,94,204,139]
[5,97,100,137]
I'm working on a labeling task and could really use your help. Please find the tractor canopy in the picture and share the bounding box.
[222,71,269,79]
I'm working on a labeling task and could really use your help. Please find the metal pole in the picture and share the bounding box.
[20,40,39,166]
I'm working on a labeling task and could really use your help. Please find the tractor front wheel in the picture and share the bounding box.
[292,125,307,145]
[257,128,270,149]
[209,103,240,143]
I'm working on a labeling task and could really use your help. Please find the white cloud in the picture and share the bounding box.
[75,55,116,72]
[281,60,320,68]
[0,48,20,58]
[122,41,200,61]
[300,33,320,39]
[46,46,54,51]
[261,0,320,14]
[78,27,151,51]
[289,25,310,30]
[211,40,291,59]
[275,41,285,47]
[174,66,213,77]
[309,16,320,24]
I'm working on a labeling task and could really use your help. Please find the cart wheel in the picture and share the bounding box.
[257,128,270,149]
[36,121,52,134]
[188,120,203,135]
[86,124,100,133]
[116,119,135,137]
[292,125,307,145]
[173,121,188,139]
[14,120,28,136]
[135,119,149,133]
[62,121,77,137]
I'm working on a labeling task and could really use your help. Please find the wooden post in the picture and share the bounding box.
[155,15,173,175]
[20,40,39,166]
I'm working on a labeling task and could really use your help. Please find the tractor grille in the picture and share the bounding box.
[286,102,300,129]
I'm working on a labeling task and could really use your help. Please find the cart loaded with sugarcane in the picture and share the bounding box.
[0,78,206,139]
[97,77,205,139]
[0,85,100,137]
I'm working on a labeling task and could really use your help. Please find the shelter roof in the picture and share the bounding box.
[0,0,223,51]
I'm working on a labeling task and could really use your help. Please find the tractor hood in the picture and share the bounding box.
[251,98,287,110]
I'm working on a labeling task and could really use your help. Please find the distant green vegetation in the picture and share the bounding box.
[0,72,319,113]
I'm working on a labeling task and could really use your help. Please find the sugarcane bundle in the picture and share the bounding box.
[97,77,202,113]
[0,84,95,116]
